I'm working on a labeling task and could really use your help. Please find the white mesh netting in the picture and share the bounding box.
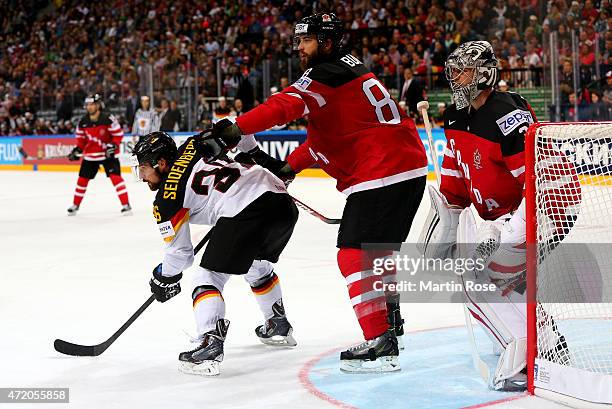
[532,123,612,377]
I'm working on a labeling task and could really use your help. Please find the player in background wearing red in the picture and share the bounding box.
[418,41,569,391]
[67,94,131,215]
[205,13,428,373]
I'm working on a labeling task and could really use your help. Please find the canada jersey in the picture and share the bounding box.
[75,112,123,161]
[440,91,536,220]
[236,54,428,195]
[154,138,287,276]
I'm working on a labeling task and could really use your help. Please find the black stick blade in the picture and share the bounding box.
[54,339,104,356]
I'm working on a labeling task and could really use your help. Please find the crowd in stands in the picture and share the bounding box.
[0,0,610,136]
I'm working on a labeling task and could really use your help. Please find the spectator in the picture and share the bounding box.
[212,97,231,124]
[433,102,446,127]
[560,60,575,103]
[159,99,181,132]
[603,71,612,106]
[56,92,73,123]
[233,98,244,116]
[125,89,140,127]
[399,68,424,116]
[590,92,609,121]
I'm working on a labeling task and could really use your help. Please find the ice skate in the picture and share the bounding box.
[67,204,79,216]
[340,329,400,373]
[387,294,405,350]
[255,300,297,347]
[179,319,229,376]
[494,368,527,392]
[120,204,132,215]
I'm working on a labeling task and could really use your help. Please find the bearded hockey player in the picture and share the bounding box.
[200,13,428,373]
[419,41,569,391]
[67,94,131,215]
[131,131,298,376]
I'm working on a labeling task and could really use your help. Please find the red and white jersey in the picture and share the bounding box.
[440,90,536,220]
[153,138,286,276]
[75,112,123,161]
[236,54,428,195]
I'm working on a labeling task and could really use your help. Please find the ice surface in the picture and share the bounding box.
[0,171,566,409]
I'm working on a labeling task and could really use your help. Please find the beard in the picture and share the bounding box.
[299,49,320,71]
[147,181,161,191]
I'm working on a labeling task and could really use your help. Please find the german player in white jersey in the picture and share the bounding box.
[131,131,299,376]
[419,41,569,391]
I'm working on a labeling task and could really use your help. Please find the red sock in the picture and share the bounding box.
[73,176,90,206]
[337,247,389,340]
[109,174,129,205]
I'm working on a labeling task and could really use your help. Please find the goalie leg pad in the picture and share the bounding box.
[417,185,462,258]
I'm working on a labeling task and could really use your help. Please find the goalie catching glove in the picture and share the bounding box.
[457,200,526,286]
[417,185,463,259]
[150,263,182,303]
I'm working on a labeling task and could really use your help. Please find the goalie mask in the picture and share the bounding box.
[445,41,499,110]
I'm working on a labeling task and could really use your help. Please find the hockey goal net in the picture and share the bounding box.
[526,122,612,407]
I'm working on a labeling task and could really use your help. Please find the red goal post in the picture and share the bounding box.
[526,121,612,408]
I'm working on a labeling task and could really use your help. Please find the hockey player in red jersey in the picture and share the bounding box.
[67,94,131,215]
[418,41,569,391]
[131,132,299,376]
[204,13,428,373]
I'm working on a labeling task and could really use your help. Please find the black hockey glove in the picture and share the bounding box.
[236,147,296,186]
[104,143,118,159]
[211,118,242,150]
[150,264,182,303]
[68,146,82,161]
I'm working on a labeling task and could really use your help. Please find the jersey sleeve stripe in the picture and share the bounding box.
[293,83,326,107]
[163,208,190,243]
[509,166,525,177]
[441,168,462,178]
[285,93,310,115]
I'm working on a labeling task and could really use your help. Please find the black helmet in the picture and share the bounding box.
[131,131,177,166]
[293,13,343,53]
[84,93,105,109]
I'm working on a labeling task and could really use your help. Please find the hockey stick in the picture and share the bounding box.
[290,195,341,224]
[417,100,491,384]
[18,146,79,160]
[54,228,214,357]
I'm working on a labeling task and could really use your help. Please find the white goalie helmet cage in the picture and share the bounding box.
[445,41,499,110]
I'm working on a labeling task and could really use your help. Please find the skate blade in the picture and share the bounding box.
[178,360,220,376]
[121,210,133,216]
[397,335,404,351]
[258,329,297,347]
[340,355,401,373]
